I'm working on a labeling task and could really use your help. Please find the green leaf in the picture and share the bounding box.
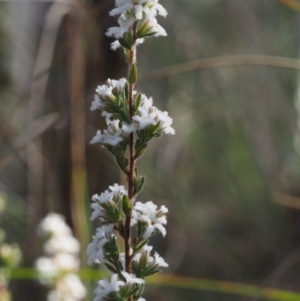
[122,195,132,215]
[134,175,146,195]
[134,93,142,113]
[132,239,148,258]
[134,145,147,160]
[129,64,138,84]
[118,37,133,50]
[120,108,130,123]
[140,31,157,38]
[135,139,142,152]
[125,82,129,99]
[104,263,117,273]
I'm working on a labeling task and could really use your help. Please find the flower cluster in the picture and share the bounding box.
[106,0,167,50]
[132,201,168,238]
[88,0,172,300]
[91,80,175,169]
[87,184,169,301]
[35,213,86,301]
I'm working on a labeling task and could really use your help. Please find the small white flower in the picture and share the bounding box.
[133,244,168,268]
[48,274,86,301]
[121,272,144,285]
[90,120,124,146]
[94,274,124,301]
[154,252,168,267]
[53,253,80,271]
[38,213,72,238]
[35,257,57,278]
[91,95,102,111]
[101,111,113,123]
[133,97,175,135]
[92,78,127,111]
[132,201,168,238]
[110,3,133,17]
[109,183,128,195]
[44,235,80,255]
[86,225,114,265]
[111,40,121,50]
[35,213,85,301]
[106,0,168,50]
[137,17,167,37]
[91,184,128,221]
[122,122,136,134]
[106,26,124,39]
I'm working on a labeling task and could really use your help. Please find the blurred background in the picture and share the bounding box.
[1,0,300,300]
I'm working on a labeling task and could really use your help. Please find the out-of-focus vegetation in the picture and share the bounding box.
[0,195,21,301]
[1,0,300,300]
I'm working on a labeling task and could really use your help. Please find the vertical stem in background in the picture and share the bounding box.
[26,3,69,257]
[68,11,89,265]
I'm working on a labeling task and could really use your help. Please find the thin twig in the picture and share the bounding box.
[139,55,300,84]
[0,113,60,172]
[272,192,300,210]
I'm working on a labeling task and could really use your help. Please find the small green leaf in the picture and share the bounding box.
[134,145,147,160]
[134,175,146,195]
[117,261,124,273]
[133,93,142,113]
[118,37,133,50]
[104,263,117,273]
[122,195,132,215]
[125,82,129,99]
[132,239,149,258]
[129,64,138,84]
[135,139,142,152]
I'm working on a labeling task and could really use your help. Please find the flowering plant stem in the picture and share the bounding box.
[126,36,137,301]
[126,45,136,282]
[87,2,174,301]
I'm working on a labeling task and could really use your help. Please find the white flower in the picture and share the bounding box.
[109,183,128,195]
[133,245,168,268]
[86,225,114,265]
[132,201,168,238]
[91,95,102,111]
[106,0,168,50]
[132,94,175,135]
[156,110,175,134]
[101,111,113,123]
[53,253,80,271]
[153,252,168,267]
[121,271,144,285]
[38,213,72,238]
[111,40,121,50]
[48,274,86,301]
[110,2,133,17]
[106,26,124,39]
[122,122,136,134]
[91,184,128,221]
[36,213,85,301]
[44,235,80,255]
[35,257,58,279]
[94,274,124,301]
[94,272,144,301]
[90,120,123,146]
[137,17,167,37]
[92,78,127,111]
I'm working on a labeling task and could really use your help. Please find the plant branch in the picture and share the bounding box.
[139,55,300,84]
[124,48,137,292]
